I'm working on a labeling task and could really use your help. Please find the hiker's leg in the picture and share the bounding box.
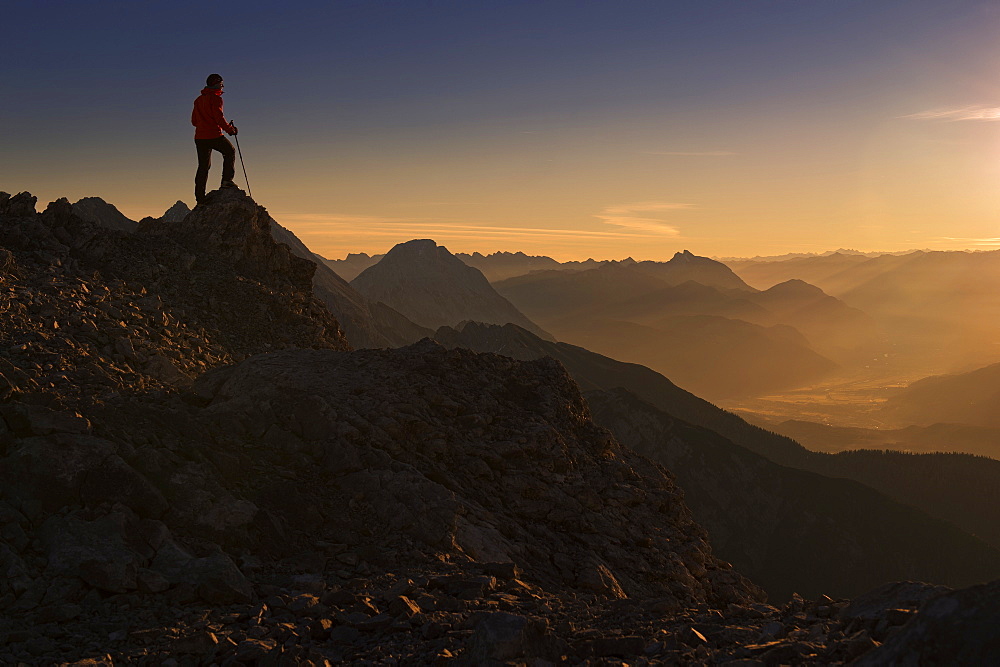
[216,137,236,185]
[194,139,213,201]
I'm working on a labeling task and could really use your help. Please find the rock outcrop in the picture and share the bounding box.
[0,187,348,408]
[351,239,553,339]
[70,197,138,233]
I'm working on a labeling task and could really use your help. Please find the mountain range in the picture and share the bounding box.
[726,249,1000,374]
[3,187,997,663]
[491,254,863,398]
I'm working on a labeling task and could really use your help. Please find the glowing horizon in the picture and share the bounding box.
[5,1,1000,262]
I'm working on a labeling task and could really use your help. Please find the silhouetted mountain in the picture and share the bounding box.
[454,250,562,282]
[269,222,431,348]
[324,251,383,281]
[746,280,882,363]
[351,239,553,339]
[881,362,1000,428]
[632,250,753,291]
[71,197,138,233]
[435,322,1000,598]
[558,315,836,398]
[454,251,606,282]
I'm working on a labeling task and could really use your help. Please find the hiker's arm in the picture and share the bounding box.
[211,97,236,135]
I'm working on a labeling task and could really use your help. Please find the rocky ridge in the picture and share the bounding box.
[0,187,347,410]
[1,188,996,664]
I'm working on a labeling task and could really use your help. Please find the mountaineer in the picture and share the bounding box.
[191,73,238,204]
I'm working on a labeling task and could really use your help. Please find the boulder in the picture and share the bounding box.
[856,579,1000,666]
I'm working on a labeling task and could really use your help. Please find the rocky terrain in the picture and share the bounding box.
[436,322,1000,600]
[2,189,998,664]
[0,188,347,409]
[350,239,553,339]
[73,197,429,350]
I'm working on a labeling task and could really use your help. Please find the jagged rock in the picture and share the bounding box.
[0,188,349,410]
[0,191,37,217]
[38,511,151,594]
[0,434,166,520]
[838,580,951,622]
[466,612,562,662]
[856,580,1000,665]
[71,197,137,233]
[177,341,760,605]
[150,541,252,605]
[160,201,190,222]
[0,404,90,437]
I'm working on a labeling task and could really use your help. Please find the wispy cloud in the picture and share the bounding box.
[275,212,426,225]
[642,150,737,156]
[938,236,1000,246]
[902,106,1000,121]
[272,213,669,242]
[594,201,692,235]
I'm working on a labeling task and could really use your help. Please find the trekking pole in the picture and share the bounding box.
[231,121,252,198]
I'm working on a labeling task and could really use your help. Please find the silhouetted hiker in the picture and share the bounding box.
[192,73,238,204]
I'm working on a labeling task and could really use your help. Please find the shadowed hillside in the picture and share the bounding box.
[587,389,1000,599]
[880,362,1000,428]
[435,322,1000,596]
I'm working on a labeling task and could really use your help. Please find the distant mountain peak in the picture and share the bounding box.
[765,278,825,296]
[351,238,553,338]
[389,238,439,254]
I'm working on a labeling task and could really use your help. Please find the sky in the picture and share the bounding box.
[5,0,1000,261]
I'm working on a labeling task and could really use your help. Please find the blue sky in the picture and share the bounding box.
[5,0,1000,259]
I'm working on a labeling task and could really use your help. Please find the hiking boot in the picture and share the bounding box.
[220,180,237,189]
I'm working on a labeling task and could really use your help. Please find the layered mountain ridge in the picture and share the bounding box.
[2,188,997,663]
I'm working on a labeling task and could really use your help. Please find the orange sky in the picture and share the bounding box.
[5,2,1000,261]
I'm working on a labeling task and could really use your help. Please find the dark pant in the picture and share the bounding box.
[194,136,236,200]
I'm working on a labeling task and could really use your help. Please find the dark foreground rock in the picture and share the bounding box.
[0,187,348,409]
[856,579,1000,666]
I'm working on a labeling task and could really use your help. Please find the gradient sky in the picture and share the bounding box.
[5,0,1000,260]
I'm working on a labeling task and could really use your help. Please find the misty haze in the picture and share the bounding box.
[4,1,1000,664]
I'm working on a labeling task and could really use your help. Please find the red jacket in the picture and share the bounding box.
[191,88,235,139]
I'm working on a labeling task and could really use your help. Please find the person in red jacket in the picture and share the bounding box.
[191,73,238,204]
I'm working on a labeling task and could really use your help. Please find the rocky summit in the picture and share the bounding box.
[0,187,347,409]
[1,187,996,664]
